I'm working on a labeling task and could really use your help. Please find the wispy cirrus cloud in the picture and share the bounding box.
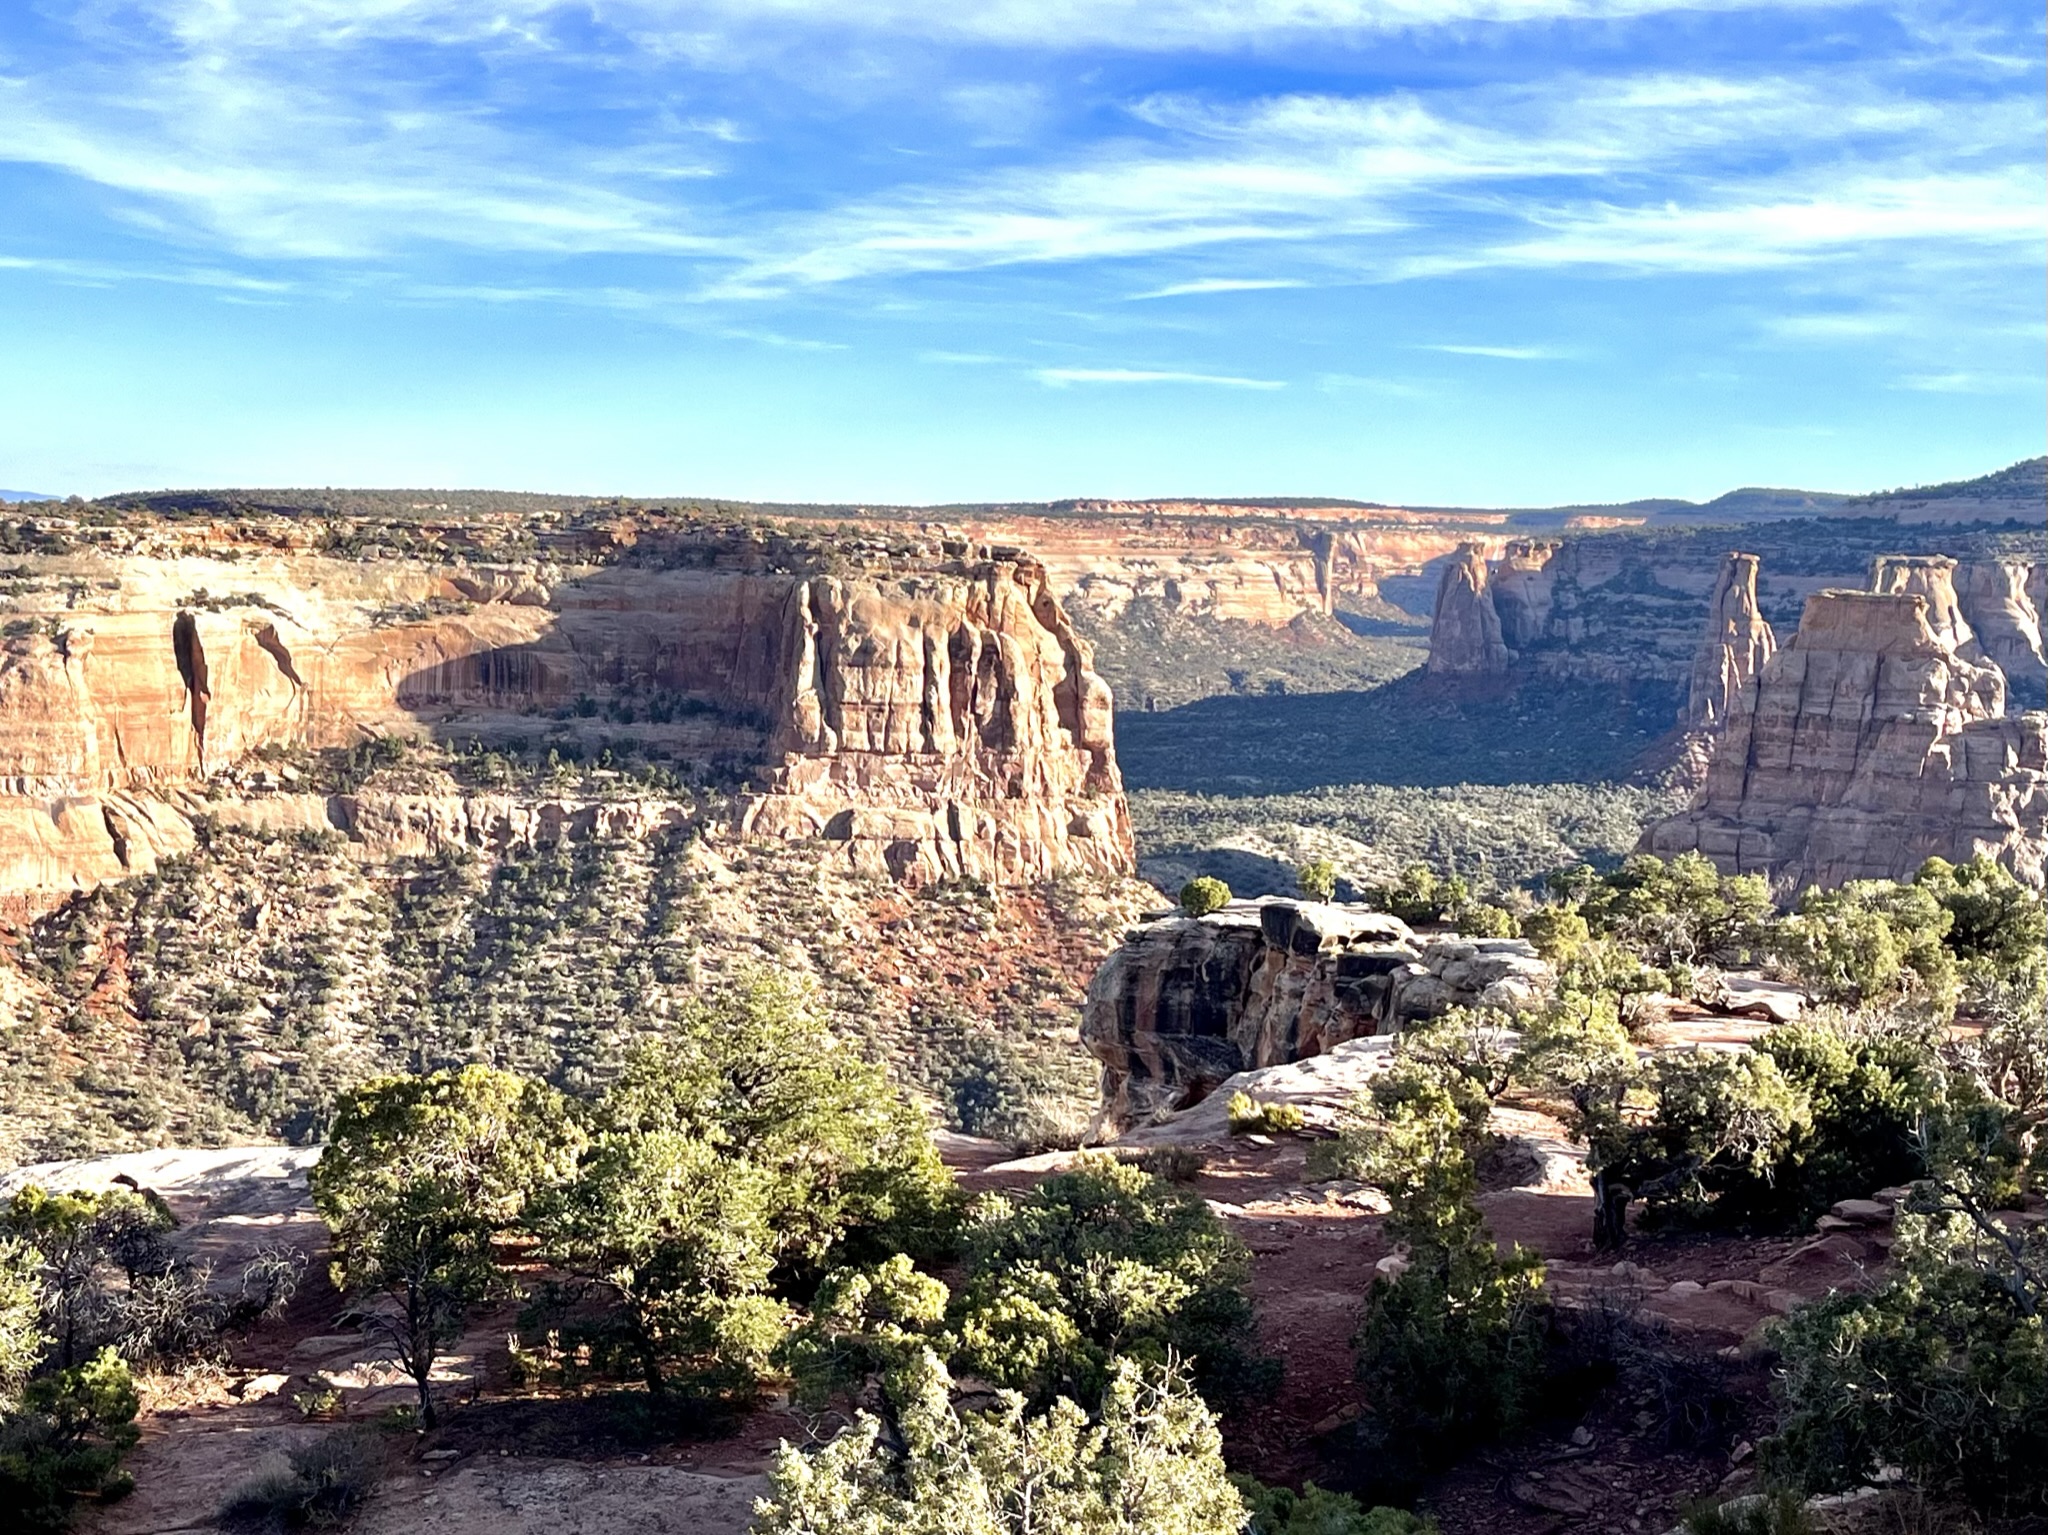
[1422,343,1563,358]
[1034,367,1285,388]
[1130,277,1311,299]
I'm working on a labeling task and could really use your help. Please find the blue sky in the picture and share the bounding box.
[0,1,2041,505]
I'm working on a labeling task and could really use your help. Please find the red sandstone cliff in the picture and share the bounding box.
[0,524,1133,908]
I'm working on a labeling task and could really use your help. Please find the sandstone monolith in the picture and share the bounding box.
[1956,559,2047,693]
[1686,552,1777,729]
[1645,589,2045,891]
[1426,543,1511,675]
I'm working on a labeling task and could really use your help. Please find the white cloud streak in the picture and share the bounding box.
[1130,277,1311,297]
[1422,343,1561,358]
[1034,367,1285,388]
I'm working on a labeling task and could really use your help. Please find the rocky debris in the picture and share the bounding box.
[1686,553,1777,729]
[1644,588,2048,892]
[1702,974,1805,1023]
[354,1460,767,1535]
[1081,898,1551,1129]
[1955,557,2047,692]
[0,534,1133,907]
[1426,543,1512,676]
[1114,1034,1401,1146]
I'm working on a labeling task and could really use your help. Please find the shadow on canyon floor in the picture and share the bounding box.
[1115,671,1686,796]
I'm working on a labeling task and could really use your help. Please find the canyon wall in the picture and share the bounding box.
[945,507,1507,628]
[1644,589,2047,891]
[1080,898,1550,1128]
[0,521,1134,908]
[1954,559,2047,693]
[1420,527,2044,698]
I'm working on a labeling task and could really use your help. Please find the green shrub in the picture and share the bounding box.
[952,1155,1272,1407]
[1370,864,1468,926]
[313,1066,582,1428]
[0,1348,141,1534]
[1355,1236,1549,1483]
[1454,901,1518,938]
[1127,1146,1207,1184]
[1227,1093,1306,1136]
[1751,1022,1938,1225]
[776,1254,951,1411]
[1180,877,1232,917]
[218,1428,384,1531]
[1237,1476,1439,1534]
[754,1349,1247,1535]
[1548,852,1770,967]
[1520,905,1589,965]
[0,1239,39,1411]
[531,978,957,1413]
[1774,880,1959,1016]
[1767,1259,2046,1518]
[1915,855,2048,1007]
[1296,860,1339,902]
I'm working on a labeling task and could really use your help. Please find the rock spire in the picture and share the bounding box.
[1686,552,1777,730]
[1425,542,1511,676]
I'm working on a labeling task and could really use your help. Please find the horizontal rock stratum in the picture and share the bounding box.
[0,513,1133,908]
[1645,587,2048,891]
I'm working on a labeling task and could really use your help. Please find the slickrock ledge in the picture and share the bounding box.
[1645,587,2048,892]
[1080,897,1551,1130]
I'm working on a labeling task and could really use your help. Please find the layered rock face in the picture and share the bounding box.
[1490,540,1561,647]
[1080,898,1550,1127]
[1870,555,1980,658]
[1686,553,1777,728]
[1645,589,2047,891]
[1425,543,1512,676]
[1955,559,2047,693]
[0,524,1133,908]
[948,508,1496,628]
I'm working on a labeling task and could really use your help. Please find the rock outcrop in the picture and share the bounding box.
[0,523,1134,908]
[1425,543,1512,676]
[1645,589,2048,891]
[1685,552,1777,729]
[1955,558,2047,693]
[1490,540,1561,648]
[1080,898,1551,1128]
[1870,554,1980,659]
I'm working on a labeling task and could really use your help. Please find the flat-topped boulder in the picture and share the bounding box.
[1081,897,1552,1130]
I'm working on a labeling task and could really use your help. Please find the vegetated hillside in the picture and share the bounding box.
[1072,601,1428,713]
[0,742,1146,1166]
[1131,780,1684,899]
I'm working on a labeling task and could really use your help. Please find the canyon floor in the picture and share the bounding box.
[39,1013,1882,1535]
